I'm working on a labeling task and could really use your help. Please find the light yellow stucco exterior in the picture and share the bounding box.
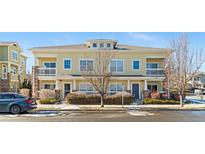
[30,39,171,100]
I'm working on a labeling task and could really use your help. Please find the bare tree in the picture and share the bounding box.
[81,48,115,107]
[166,33,204,107]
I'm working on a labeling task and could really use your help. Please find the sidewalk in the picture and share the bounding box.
[35,103,205,112]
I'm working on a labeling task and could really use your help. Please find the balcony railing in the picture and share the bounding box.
[37,68,56,76]
[146,68,165,76]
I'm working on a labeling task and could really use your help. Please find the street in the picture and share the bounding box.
[0,110,205,122]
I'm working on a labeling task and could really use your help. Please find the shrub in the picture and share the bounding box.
[144,98,180,104]
[151,92,160,99]
[39,89,55,99]
[66,91,133,105]
[39,98,58,104]
[20,89,30,97]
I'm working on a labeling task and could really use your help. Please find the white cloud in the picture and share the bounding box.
[128,32,153,41]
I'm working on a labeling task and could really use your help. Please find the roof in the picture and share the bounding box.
[86,39,118,43]
[0,41,18,46]
[30,43,171,53]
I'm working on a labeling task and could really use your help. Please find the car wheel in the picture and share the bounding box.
[10,105,21,114]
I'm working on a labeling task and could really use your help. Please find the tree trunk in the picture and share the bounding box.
[180,94,184,107]
[101,95,104,107]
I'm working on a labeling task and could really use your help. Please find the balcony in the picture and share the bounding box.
[146,68,165,76]
[37,68,56,76]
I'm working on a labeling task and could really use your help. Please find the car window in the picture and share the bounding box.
[0,94,2,99]
[1,94,15,99]
[14,94,26,99]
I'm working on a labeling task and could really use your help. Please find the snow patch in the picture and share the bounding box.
[128,111,155,116]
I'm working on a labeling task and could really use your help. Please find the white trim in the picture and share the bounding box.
[109,59,124,73]
[11,50,18,62]
[79,58,94,72]
[131,82,141,99]
[132,59,141,71]
[63,58,72,70]
[62,82,72,98]
[1,64,7,79]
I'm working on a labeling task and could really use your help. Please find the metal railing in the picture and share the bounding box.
[146,68,165,76]
[37,68,56,76]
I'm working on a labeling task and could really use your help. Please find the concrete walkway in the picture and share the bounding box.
[35,103,205,111]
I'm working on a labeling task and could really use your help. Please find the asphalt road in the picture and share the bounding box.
[0,110,205,122]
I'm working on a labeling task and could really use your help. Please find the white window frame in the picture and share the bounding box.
[1,65,7,79]
[132,59,141,71]
[64,58,72,70]
[11,50,18,61]
[79,59,94,72]
[43,83,56,90]
[20,58,25,66]
[109,83,124,95]
[43,61,56,68]
[109,59,124,73]
[147,84,158,92]
[79,83,95,94]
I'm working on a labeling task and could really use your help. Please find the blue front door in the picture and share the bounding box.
[132,83,140,100]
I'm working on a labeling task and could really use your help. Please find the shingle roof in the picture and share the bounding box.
[30,43,171,52]
[0,41,17,46]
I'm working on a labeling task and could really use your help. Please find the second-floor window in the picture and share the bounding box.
[93,43,97,48]
[100,43,104,48]
[107,43,111,48]
[80,59,94,71]
[64,58,72,70]
[147,63,158,69]
[132,60,140,70]
[11,51,18,61]
[21,59,25,66]
[44,62,56,68]
[110,59,124,73]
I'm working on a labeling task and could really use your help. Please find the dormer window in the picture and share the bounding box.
[100,43,104,48]
[93,43,97,48]
[107,43,111,48]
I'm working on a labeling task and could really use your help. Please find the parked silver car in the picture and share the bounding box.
[0,92,37,114]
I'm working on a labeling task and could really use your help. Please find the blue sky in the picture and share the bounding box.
[0,32,205,72]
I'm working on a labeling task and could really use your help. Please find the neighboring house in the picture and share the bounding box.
[30,39,171,100]
[189,72,205,94]
[0,42,27,92]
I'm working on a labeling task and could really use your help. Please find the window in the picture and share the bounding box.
[44,84,55,90]
[80,59,94,71]
[79,83,95,94]
[64,59,72,70]
[0,94,15,99]
[21,59,25,66]
[109,83,123,95]
[100,43,104,48]
[11,66,17,74]
[11,51,18,61]
[148,84,158,92]
[147,63,158,69]
[107,43,111,48]
[93,43,97,48]
[110,59,124,73]
[44,62,56,68]
[14,94,25,99]
[132,60,140,70]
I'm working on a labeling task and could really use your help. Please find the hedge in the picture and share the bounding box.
[66,91,133,105]
[144,98,180,104]
[39,98,58,104]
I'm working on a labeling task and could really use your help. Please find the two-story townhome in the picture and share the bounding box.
[0,42,27,92]
[30,39,171,100]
